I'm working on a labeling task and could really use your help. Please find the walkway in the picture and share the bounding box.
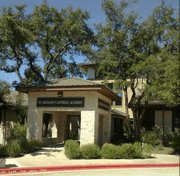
[1,144,179,175]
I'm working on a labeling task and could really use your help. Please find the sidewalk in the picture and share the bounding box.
[1,144,179,175]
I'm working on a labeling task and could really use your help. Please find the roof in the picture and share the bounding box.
[111,109,127,117]
[16,78,118,101]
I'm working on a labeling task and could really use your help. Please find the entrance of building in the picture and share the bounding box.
[98,114,104,146]
[67,115,80,140]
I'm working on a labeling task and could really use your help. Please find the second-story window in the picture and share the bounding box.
[115,93,122,105]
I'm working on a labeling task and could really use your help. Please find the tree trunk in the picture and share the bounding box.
[128,80,143,142]
[123,86,129,125]
[132,107,141,141]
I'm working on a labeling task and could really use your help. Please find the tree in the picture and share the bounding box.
[89,0,179,141]
[93,0,139,122]
[0,2,94,84]
[0,80,11,108]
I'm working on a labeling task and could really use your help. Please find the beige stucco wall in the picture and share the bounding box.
[92,78,146,119]
[27,90,112,146]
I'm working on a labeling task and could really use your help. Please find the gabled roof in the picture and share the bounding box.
[16,78,118,101]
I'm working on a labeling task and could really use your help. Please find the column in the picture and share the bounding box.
[80,110,96,146]
[27,94,43,142]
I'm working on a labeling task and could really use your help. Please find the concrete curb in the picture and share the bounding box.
[0,163,179,175]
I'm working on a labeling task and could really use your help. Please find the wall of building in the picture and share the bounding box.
[27,90,112,146]
[91,78,146,119]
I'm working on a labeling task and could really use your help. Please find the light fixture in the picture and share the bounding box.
[57,91,63,97]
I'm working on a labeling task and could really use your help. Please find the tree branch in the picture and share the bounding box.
[22,46,44,81]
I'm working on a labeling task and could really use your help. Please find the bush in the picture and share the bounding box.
[102,143,143,159]
[142,144,153,157]
[171,131,180,152]
[130,142,143,158]
[101,143,118,159]
[5,123,41,156]
[6,123,26,143]
[141,127,162,147]
[157,144,164,150]
[6,140,23,157]
[28,140,41,151]
[22,139,41,153]
[119,143,143,159]
[81,144,101,159]
[0,145,6,158]
[64,140,81,159]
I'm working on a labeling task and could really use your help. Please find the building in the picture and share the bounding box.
[15,64,179,146]
[0,92,28,145]
[16,78,118,146]
[81,63,180,136]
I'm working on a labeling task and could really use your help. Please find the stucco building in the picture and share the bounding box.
[81,63,180,136]
[17,78,117,146]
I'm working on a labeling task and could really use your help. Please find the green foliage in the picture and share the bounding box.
[0,80,10,103]
[26,140,42,153]
[141,127,163,147]
[142,144,153,158]
[169,131,180,153]
[6,140,23,157]
[120,143,143,159]
[101,142,143,159]
[0,2,94,84]
[81,144,101,159]
[0,145,7,158]
[123,122,134,142]
[64,140,81,159]
[4,123,41,157]
[6,123,26,143]
[157,144,164,150]
[101,143,119,159]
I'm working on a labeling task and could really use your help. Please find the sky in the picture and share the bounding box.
[0,0,179,85]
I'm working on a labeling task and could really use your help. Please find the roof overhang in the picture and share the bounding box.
[17,85,118,101]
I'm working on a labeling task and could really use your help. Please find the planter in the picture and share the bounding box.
[0,158,6,168]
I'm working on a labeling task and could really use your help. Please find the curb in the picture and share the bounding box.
[0,163,179,175]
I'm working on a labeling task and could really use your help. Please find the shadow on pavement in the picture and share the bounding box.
[5,164,18,168]
[29,143,64,157]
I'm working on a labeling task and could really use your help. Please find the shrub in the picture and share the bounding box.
[171,131,180,152]
[142,144,153,157]
[6,140,23,157]
[157,144,164,150]
[0,145,7,158]
[101,143,119,159]
[141,127,162,147]
[64,140,81,159]
[6,123,26,143]
[81,144,101,159]
[28,140,41,151]
[102,143,143,159]
[22,140,41,153]
[130,142,143,158]
[119,143,132,159]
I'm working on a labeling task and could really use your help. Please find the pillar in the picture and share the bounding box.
[27,105,43,142]
[80,110,96,146]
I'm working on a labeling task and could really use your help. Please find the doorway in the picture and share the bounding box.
[67,115,81,140]
[98,114,104,146]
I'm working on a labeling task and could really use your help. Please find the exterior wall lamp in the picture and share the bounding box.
[57,91,63,97]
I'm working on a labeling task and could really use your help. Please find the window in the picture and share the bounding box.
[115,93,122,106]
